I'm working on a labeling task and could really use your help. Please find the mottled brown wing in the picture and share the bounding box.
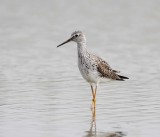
[97,59,121,80]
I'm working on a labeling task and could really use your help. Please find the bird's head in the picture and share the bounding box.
[57,31,86,47]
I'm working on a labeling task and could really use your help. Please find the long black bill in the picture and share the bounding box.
[57,37,73,48]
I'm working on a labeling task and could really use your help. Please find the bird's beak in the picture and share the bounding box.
[57,36,73,48]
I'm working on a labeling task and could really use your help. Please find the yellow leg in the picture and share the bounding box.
[90,85,97,109]
[91,105,96,120]
[91,85,95,98]
[94,86,97,98]
[91,85,95,109]
[93,97,96,108]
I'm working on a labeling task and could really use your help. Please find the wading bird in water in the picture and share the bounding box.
[57,31,129,109]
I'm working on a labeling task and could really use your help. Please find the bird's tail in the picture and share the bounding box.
[117,75,129,81]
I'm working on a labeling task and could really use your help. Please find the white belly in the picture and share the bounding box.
[78,62,99,84]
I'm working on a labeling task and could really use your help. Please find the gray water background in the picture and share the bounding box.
[0,0,160,137]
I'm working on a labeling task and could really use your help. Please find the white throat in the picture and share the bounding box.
[77,42,87,55]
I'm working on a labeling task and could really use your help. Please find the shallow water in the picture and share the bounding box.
[0,0,160,137]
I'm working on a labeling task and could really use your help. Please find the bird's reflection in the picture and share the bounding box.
[85,108,96,137]
[84,108,126,137]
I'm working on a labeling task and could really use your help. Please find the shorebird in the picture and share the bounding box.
[57,31,129,108]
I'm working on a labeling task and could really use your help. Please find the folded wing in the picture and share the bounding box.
[96,57,128,81]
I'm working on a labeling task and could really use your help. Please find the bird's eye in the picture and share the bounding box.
[75,34,78,37]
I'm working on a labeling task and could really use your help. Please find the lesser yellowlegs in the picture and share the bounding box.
[57,31,129,108]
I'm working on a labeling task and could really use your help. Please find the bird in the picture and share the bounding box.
[57,31,129,109]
